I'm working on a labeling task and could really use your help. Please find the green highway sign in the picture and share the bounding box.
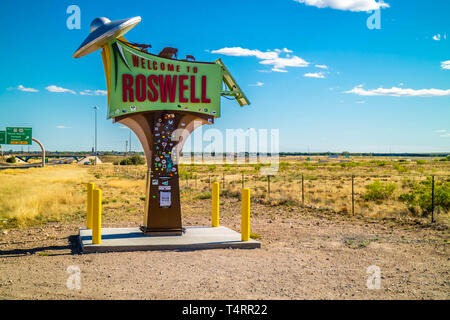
[0,131,5,144]
[6,127,32,145]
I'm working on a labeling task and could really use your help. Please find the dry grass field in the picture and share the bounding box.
[0,155,449,228]
[0,156,448,300]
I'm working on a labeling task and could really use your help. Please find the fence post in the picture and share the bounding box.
[222,173,225,190]
[302,174,304,205]
[92,188,102,244]
[267,175,271,199]
[212,182,220,227]
[431,175,435,223]
[86,183,95,229]
[242,172,245,189]
[351,175,355,216]
[241,188,250,241]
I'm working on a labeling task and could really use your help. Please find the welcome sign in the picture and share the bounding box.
[74,16,249,234]
[104,39,223,119]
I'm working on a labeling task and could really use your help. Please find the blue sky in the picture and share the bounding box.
[0,0,449,153]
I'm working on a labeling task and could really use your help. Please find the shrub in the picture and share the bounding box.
[279,162,289,171]
[6,156,16,163]
[119,155,145,165]
[364,180,396,201]
[339,162,358,168]
[399,177,450,215]
[193,191,211,200]
[252,163,263,172]
[393,163,408,173]
[369,160,387,166]
[250,233,261,240]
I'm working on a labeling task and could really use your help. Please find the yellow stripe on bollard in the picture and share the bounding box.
[86,183,95,229]
[241,188,250,241]
[92,188,102,245]
[212,182,220,227]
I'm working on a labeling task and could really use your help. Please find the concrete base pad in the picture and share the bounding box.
[78,226,261,253]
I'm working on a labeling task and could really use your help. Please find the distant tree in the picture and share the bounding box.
[6,156,16,163]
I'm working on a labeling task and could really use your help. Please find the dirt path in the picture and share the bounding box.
[0,199,448,299]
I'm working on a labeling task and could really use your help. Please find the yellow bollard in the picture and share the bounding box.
[212,182,220,227]
[241,188,250,241]
[92,188,102,244]
[86,183,95,229]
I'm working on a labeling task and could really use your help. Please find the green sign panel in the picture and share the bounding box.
[106,39,223,119]
[0,131,5,144]
[6,127,32,145]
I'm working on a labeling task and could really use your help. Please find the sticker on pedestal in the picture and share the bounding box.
[159,191,171,208]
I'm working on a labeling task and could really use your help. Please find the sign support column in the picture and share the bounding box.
[32,138,45,168]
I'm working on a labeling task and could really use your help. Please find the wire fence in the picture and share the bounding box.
[91,164,449,224]
[179,171,450,223]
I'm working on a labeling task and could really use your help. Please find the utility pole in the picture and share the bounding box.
[129,130,132,154]
[125,140,128,157]
[93,106,99,165]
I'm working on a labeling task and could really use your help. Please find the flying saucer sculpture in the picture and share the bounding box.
[73,16,141,58]
[74,16,249,234]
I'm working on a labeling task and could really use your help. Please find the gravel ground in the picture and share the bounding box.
[0,198,448,300]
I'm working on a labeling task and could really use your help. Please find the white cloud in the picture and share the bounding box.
[211,47,278,60]
[304,72,325,78]
[260,56,309,71]
[274,48,293,53]
[441,60,450,70]
[435,129,447,133]
[249,82,264,87]
[345,84,450,97]
[56,126,72,129]
[347,84,450,97]
[46,85,76,94]
[315,64,328,69]
[80,89,107,96]
[440,133,450,137]
[432,34,441,41]
[17,85,38,92]
[271,67,288,73]
[356,100,365,104]
[211,46,309,72]
[294,0,389,12]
